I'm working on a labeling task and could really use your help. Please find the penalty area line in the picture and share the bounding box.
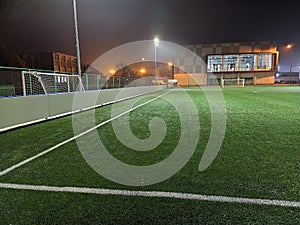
[0,182,299,208]
[0,91,171,177]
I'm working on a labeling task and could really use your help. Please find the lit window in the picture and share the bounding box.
[240,54,256,71]
[223,55,238,72]
[257,54,272,70]
[207,55,222,72]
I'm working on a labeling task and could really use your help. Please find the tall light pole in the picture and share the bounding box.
[154,36,159,85]
[73,0,82,77]
[286,43,294,72]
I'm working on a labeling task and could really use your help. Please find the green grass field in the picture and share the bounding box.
[0,86,299,224]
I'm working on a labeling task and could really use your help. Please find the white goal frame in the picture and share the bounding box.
[22,71,85,96]
[221,78,245,88]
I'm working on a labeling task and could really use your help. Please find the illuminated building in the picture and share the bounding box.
[21,52,77,73]
[175,41,279,85]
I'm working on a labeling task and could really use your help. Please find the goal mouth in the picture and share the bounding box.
[221,78,245,87]
[21,71,85,96]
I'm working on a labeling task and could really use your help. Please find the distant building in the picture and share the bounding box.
[21,52,77,73]
[175,41,279,85]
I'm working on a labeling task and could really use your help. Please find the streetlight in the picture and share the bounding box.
[72,0,82,77]
[154,36,159,85]
[168,61,175,79]
[139,68,146,74]
[286,43,295,72]
[109,69,116,75]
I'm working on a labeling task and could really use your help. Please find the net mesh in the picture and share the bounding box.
[221,78,245,87]
[22,71,84,96]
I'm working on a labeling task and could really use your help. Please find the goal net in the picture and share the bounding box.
[22,71,85,96]
[221,78,245,87]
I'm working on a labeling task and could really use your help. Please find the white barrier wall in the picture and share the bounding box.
[0,86,165,132]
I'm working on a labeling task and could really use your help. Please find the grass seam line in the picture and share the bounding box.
[0,182,299,208]
[0,91,171,177]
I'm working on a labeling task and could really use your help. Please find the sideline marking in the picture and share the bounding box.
[0,91,170,177]
[0,182,299,208]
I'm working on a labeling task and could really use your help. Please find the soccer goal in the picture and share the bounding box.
[22,71,85,96]
[221,78,245,88]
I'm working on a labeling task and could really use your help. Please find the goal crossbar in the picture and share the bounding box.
[22,71,85,96]
[221,78,245,87]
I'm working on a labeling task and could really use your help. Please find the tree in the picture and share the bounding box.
[81,63,100,74]
[0,47,27,67]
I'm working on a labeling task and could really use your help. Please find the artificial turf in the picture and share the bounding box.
[0,86,299,224]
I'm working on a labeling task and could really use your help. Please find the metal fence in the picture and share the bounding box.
[0,66,159,97]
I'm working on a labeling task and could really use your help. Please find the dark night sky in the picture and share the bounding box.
[0,0,299,71]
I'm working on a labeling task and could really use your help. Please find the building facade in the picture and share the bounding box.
[21,52,77,73]
[175,41,279,85]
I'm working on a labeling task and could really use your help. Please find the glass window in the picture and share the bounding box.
[207,55,222,72]
[223,55,238,71]
[54,54,60,66]
[240,54,256,71]
[207,53,273,72]
[257,54,272,70]
[57,76,67,83]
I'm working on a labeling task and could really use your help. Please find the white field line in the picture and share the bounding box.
[0,91,170,177]
[0,183,299,208]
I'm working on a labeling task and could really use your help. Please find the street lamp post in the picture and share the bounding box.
[286,43,294,72]
[72,0,82,77]
[290,65,300,72]
[168,61,175,79]
[154,36,159,85]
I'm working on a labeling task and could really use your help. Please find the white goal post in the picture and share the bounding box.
[221,78,245,87]
[22,71,85,96]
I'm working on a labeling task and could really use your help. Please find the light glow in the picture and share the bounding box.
[139,68,146,74]
[109,69,116,75]
[154,37,159,47]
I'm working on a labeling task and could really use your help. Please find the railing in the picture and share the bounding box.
[0,66,160,97]
[0,66,65,96]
